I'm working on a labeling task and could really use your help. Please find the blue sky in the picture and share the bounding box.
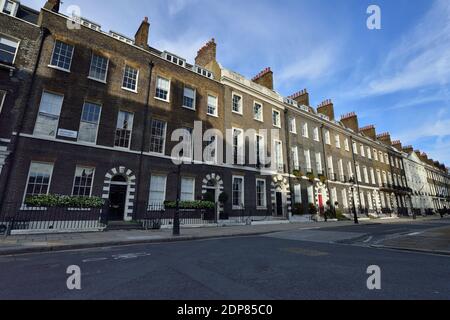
[23,0,450,165]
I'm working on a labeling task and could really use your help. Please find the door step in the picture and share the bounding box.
[106,221,143,231]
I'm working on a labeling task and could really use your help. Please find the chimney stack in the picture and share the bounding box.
[288,89,310,106]
[195,38,217,68]
[340,112,359,133]
[402,145,414,154]
[252,67,274,90]
[317,99,335,120]
[135,17,150,49]
[359,125,377,140]
[377,132,392,146]
[392,140,403,151]
[44,0,60,12]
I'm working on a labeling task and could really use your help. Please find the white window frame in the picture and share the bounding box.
[302,123,309,138]
[291,146,299,170]
[232,127,244,165]
[33,90,64,138]
[22,161,54,206]
[114,110,134,149]
[180,177,195,202]
[335,134,341,149]
[304,149,312,172]
[232,175,245,209]
[272,109,281,128]
[0,34,20,65]
[313,127,320,142]
[253,101,263,122]
[367,147,372,159]
[289,117,297,134]
[256,178,267,209]
[88,53,109,83]
[294,184,302,204]
[360,144,365,157]
[154,75,171,101]
[122,65,139,93]
[325,130,331,145]
[315,152,322,173]
[149,118,167,155]
[255,133,265,166]
[0,90,6,114]
[207,94,218,117]
[48,40,74,73]
[148,175,167,208]
[273,139,284,172]
[71,166,95,197]
[182,86,196,110]
[78,101,102,144]
[344,138,350,151]
[232,92,243,115]
[373,149,378,161]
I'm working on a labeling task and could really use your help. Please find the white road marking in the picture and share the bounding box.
[112,252,152,260]
[363,236,373,243]
[407,232,423,236]
[82,258,108,263]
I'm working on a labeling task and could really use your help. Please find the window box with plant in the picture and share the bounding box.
[307,172,315,183]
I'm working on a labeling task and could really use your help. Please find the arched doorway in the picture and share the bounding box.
[202,173,224,219]
[102,167,136,222]
[271,175,291,218]
[109,175,128,221]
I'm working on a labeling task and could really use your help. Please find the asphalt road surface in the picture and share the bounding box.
[1,219,449,300]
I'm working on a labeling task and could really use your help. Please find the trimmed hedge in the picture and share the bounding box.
[164,200,215,209]
[24,194,105,208]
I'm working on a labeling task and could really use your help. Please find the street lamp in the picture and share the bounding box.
[173,163,182,236]
[349,177,359,224]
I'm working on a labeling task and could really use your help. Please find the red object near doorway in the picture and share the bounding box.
[318,194,325,216]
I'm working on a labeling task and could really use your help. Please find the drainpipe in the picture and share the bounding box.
[0,27,51,211]
[134,61,154,220]
[284,109,293,218]
[350,136,363,214]
[319,124,332,221]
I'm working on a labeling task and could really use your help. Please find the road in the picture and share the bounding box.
[1,219,449,300]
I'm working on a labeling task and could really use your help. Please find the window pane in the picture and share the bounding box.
[232,177,243,207]
[149,175,166,206]
[34,92,63,137]
[180,177,195,201]
[115,111,134,148]
[207,95,217,115]
[156,77,169,100]
[149,119,166,154]
[51,41,74,70]
[89,54,108,81]
[25,162,53,199]
[183,87,195,108]
[122,65,138,91]
[72,167,95,197]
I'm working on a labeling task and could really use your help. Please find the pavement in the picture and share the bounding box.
[1,217,449,299]
[374,224,450,255]
[0,215,447,256]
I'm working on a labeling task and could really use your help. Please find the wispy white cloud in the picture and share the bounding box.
[358,0,450,97]
[278,43,338,84]
[167,0,199,16]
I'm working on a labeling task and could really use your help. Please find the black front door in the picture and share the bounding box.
[109,184,127,221]
[276,192,283,216]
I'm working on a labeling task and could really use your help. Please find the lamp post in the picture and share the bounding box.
[349,177,359,224]
[173,163,182,236]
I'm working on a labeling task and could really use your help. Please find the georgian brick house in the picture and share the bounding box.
[0,0,448,230]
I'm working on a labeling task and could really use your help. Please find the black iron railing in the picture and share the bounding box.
[0,202,108,235]
[138,203,217,229]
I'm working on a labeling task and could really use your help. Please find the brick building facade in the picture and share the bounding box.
[0,0,448,230]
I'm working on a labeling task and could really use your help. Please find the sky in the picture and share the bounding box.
[22,0,450,165]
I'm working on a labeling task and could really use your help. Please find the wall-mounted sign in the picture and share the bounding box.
[58,129,78,139]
